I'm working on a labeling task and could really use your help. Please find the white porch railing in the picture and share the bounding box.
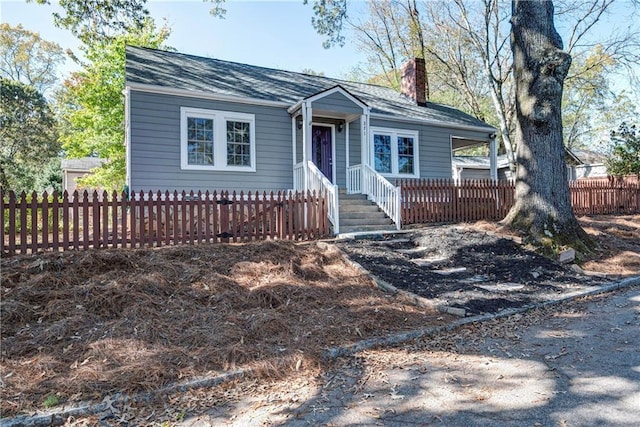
[347,165,362,194]
[293,162,305,192]
[361,164,401,230]
[304,161,340,234]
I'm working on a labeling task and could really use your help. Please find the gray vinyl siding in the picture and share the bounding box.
[129,90,293,192]
[311,92,363,115]
[370,118,491,180]
[348,119,361,166]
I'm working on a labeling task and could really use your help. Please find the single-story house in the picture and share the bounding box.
[452,147,609,183]
[565,148,608,180]
[60,157,106,193]
[125,46,497,233]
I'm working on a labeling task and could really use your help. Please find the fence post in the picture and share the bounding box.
[0,189,5,256]
[219,190,230,243]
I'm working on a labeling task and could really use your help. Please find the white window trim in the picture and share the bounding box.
[180,107,256,172]
[370,126,420,178]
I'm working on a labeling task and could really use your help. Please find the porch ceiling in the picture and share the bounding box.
[452,138,488,150]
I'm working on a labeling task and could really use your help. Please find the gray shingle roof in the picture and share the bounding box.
[61,157,106,172]
[452,155,510,168]
[126,46,494,130]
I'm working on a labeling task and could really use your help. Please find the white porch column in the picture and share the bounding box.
[361,108,371,194]
[291,115,297,168]
[345,121,350,169]
[301,101,312,192]
[489,134,498,181]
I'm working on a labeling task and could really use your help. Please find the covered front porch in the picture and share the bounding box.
[288,86,401,234]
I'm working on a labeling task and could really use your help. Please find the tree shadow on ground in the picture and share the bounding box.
[191,285,640,426]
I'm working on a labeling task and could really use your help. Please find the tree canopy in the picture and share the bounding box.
[0,23,66,96]
[56,19,170,190]
[311,0,638,163]
[607,122,640,177]
[0,78,59,191]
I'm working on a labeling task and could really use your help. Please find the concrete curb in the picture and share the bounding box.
[3,276,639,426]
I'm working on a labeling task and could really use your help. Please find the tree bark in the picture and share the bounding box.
[504,0,592,252]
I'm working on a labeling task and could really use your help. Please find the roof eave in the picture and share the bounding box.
[370,112,497,134]
[126,82,290,108]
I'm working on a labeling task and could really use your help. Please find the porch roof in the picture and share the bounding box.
[126,46,495,131]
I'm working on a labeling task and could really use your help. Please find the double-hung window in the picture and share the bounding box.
[371,127,419,178]
[180,107,256,171]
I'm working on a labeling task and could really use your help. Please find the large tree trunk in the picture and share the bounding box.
[504,0,592,253]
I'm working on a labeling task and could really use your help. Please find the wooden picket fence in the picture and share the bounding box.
[1,189,329,256]
[398,179,515,224]
[570,179,640,215]
[399,178,640,225]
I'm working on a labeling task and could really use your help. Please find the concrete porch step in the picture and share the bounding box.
[339,203,383,213]
[336,190,396,233]
[340,217,394,226]
[340,211,387,220]
[339,224,397,234]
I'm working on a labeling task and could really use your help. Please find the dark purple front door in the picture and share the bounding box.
[312,125,333,182]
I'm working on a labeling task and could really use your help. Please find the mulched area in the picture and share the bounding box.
[337,223,610,316]
[0,240,449,417]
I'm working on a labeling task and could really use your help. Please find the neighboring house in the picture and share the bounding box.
[125,47,497,233]
[565,148,608,180]
[453,147,609,183]
[60,157,106,193]
[452,155,512,181]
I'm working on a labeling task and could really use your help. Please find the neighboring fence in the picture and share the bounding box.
[1,189,329,256]
[570,180,640,215]
[399,179,640,225]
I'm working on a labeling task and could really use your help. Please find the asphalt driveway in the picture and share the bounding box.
[184,283,640,426]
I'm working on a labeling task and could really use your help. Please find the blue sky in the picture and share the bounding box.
[1,0,637,96]
[0,0,367,80]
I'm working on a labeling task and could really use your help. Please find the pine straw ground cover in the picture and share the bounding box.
[0,240,451,417]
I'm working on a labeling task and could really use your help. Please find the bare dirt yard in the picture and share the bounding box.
[1,214,638,422]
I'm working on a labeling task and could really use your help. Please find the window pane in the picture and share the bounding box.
[187,117,214,165]
[397,136,414,174]
[399,156,414,174]
[374,134,392,173]
[398,136,413,155]
[227,120,251,166]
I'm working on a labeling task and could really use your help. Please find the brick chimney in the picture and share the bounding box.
[400,57,426,105]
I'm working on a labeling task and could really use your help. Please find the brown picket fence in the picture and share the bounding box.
[399,179,640,225]
[1,189,329,256]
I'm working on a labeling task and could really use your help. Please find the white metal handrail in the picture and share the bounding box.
[306,161,340,234]
[347,164,362,194]
[362,164,401,230]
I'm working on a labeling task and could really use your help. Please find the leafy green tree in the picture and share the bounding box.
[32,0,226,43]
[563,45,637,149]
[57,19,170,190]
[0,78,60,191]
[0,23,66,96]
[607,122,640,177]
[31,0,150,44]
